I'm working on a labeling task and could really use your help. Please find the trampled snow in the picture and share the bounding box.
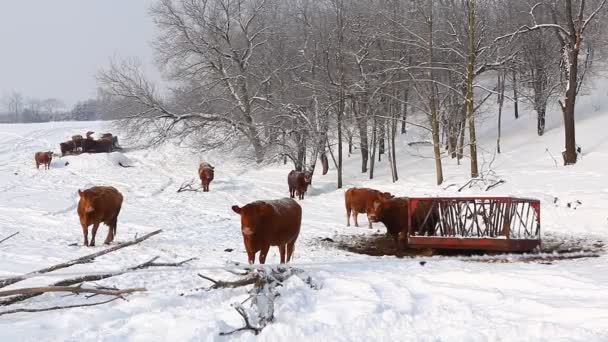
[1,91,608,341]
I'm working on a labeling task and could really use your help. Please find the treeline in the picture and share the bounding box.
[95,0,607,186]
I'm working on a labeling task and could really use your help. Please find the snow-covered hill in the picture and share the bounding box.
[1,89,608,341]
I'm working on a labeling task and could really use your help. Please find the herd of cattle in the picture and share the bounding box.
[34,131,121,170]
[35,135,433,264]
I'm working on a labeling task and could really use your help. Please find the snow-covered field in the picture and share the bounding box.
[1,94,608,341]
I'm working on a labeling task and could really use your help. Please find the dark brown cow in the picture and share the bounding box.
[72,135,84,151]
[231,198,301,264]
[198,162,215,192]
[344,187,393,228]
[288,170,312,200]
[34,151,53,170]
[77,186,123,247]
[82,138,112,153]
[368,197,440,248]
[60,141,76,156]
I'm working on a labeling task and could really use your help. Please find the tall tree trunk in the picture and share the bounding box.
[537,107,546,136]
[353,99,369,173]
[512,69,519,119]
[497,71,505,154]
[401,86,409,134]
[561,47,579,164]
[369,114,377,179]
[389,110,399,182]
[427,3,443,185]
[466,0,479,178]
[457,118,466,165]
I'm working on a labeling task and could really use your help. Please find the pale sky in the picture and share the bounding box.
[0,0,158,108]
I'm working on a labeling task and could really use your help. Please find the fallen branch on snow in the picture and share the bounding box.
[0,232,19,245]
[0,285,146,298]
[177,179,201,193]
[485,180,506,191]
[0,229,162,289]
[197,266,318,336]
[0,296,121,317]
[0,255,194,306]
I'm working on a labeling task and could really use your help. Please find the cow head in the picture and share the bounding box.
[231,202,272,236]
[78,190,95,213]
[368,198,388,222]
[303,170,313,185]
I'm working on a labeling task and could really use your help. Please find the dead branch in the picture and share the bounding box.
[0,232,19,245]
[0,296,121,317]
[202,266,316,336]
[485,180,506,191]
[177,179,201,193]
[0,255,194,306]
[458,179,476,192]
[118,162,134,168]
[220,304,263,336]
[198,273,257,290]
[0,229,162,289]
[0,286,146,298]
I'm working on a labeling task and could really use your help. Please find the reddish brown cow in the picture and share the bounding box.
[77,186,123,247]
[82,138,112,153]
[198,162,215,192]
[231,198,301,264]
[34,151,53,170]
[288,170,312,200]
[344,187,393,228]
[368,197,440,248]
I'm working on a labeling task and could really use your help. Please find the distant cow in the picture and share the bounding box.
[71,135,84,151]
[60,141,76,156]
[288,170,312,200]
[368,197,440,248]
[82,138,112,153]
[198,162,215,192]
[231,198,301,264]
[100,133,113,140]
[77,186,123,247]
[344,187,393,228]
[34,151,53,170]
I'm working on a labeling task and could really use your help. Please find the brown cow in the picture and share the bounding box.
[231,198,301,264]
[288,170,312,200]
[344,187,393,228]
[60,141,76,156]
[77,186,123,247]
[82,138,112,153]
[34,151,53,170]
[198,162,215,192]
[368,197,440,248]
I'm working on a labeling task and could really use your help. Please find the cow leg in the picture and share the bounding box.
[353,212,359,227]
[286,240,296,263]
[104,217,117,244]
[247,250,256,265]
[36,162,40,169]
[90,223,100,246]
[367,216,373,229]
[259,245,270,264]
[81,224,89,247]
[346,207,351,226]
[279,244,286,264]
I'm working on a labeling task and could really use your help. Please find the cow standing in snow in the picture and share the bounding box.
[77,186,123,247]
[34,151,53,170]
[344,187,394,228]
[287,170,312,200]
[198,162,215,192]
[231,198,301,264]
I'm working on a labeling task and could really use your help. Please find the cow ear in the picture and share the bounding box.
[78,190,84,198]
[231,205,241,214]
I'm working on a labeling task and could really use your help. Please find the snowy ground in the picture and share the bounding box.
[1,92,608,341]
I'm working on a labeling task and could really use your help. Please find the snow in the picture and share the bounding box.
[1,87,608,342]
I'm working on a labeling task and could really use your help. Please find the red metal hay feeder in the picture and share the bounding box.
[406,197,541,252]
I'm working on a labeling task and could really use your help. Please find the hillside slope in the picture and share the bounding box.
[1,92,608,341]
